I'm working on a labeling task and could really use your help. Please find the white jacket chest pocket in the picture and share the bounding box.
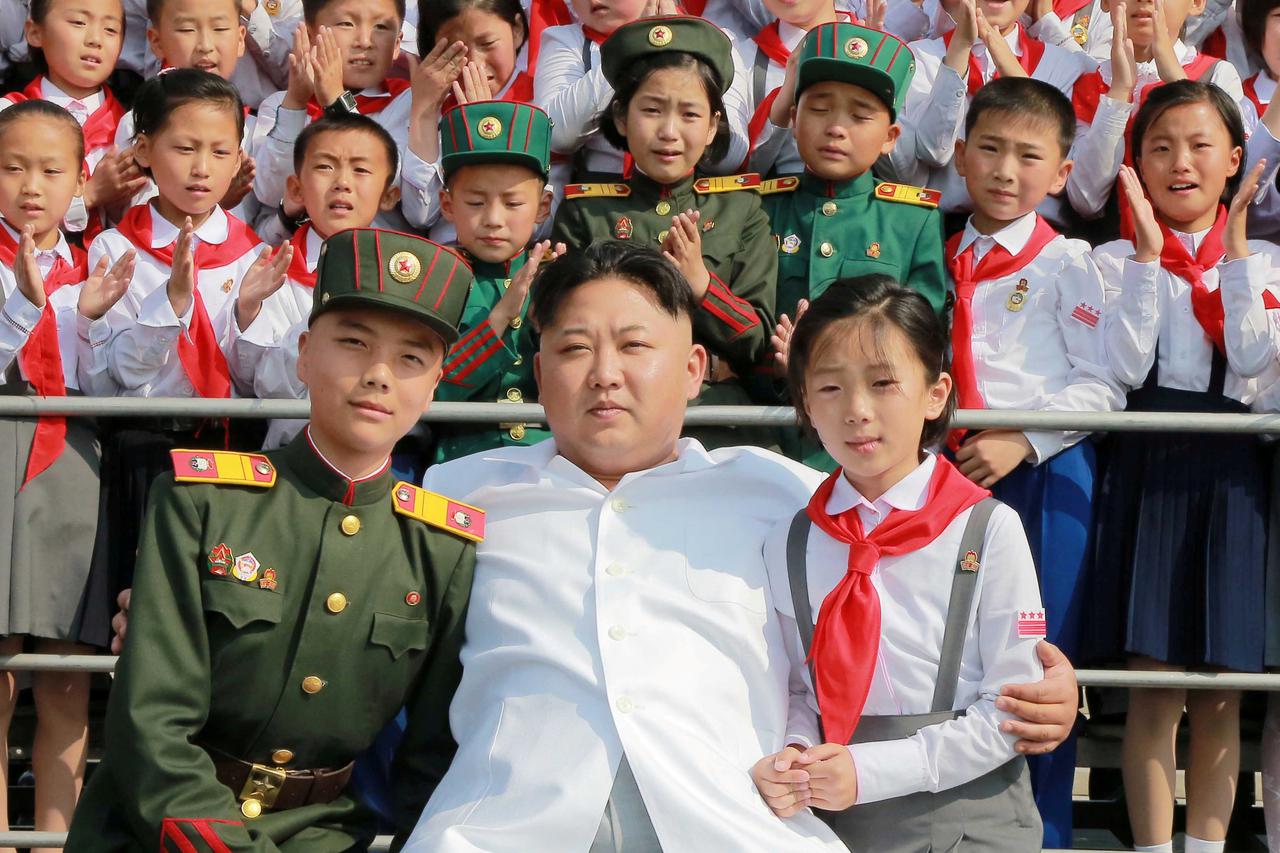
[682,522,768,615]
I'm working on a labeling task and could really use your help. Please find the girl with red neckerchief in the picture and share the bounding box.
[1090,80,1280,853]
[752,277,1045,852]
[81,69,292,629]
[1,0,146,236]
[0,99,133,846]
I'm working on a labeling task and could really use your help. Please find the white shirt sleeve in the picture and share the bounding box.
[534,26,613,156]
[1066,95,1132,218]
[710,36,753,175]
[0,284,39,378]
[1024,248,1127,463]
[850,505,1044,805]
[1246,125,1280,239]
[400,147,444,230]
[1220,250,1280,379]
[105,280,191,392]
[253,91,307,207]
[1097,242,1159,389]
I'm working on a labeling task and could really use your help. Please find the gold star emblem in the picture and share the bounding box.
[648,25,673,47]
[477,116,503,140]
[844,37,869,59]
[388,251,421,283]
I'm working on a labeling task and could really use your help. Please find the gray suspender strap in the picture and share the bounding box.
[930,497,1000,713]
[785,508,818,691]
[752,43,771,113]
[582,35,593,71]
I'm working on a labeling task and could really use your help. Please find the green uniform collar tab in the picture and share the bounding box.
[284,429,395,507]
[799,169,876,199]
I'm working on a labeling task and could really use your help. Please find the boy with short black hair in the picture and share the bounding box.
[229,112,401,446]
[949,74,1124,847]
[252,0,412,229]
[66,227,482,851]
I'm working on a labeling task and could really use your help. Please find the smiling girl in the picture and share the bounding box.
[1089,80,1280,853]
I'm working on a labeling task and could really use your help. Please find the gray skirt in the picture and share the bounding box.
[0,415,101,642]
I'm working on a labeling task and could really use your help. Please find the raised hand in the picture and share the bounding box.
[83,145,149,210]
[452,60,494,106]
[770,47,803,129]
[167,218,196,318]
[1118,165,1162,263]
[771,299,809,377]
[1226,158,1267,261]
[281,23,315,110]
[980,9,1027,78]
[661,210,711,299]
[13,225,46,310]
[411,38,468,117]
[943,0,979,78]
[221,153,256,210]
[235,243,295,331]
[864,0,887,30]
[1151,0,1186,83]
[486,240,562,336]
[77,250,136,321]
[1106,2,1137,103]
[310,26,347,107]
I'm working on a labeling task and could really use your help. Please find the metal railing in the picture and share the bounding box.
[1,399,1278,850]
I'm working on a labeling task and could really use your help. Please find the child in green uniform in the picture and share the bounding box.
[432,100,562,462]
[760,22,947,467]
[551,16,778,421]
[66,229,482,852]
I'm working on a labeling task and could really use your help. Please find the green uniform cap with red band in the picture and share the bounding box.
[311,228,474,346]
[796,22,916,120]
[601,16,735,95]
[440,100,553,181]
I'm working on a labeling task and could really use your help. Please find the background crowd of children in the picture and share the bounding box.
[0,0,1279,849]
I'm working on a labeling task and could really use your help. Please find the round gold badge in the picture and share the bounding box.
[477,116,503,139]
[648,25,673,47]
[844,37,869,59]
[388,251,421,283]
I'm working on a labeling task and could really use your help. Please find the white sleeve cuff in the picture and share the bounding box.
[850,737,930,805]
[268,106,308,143]
[1,287,42,334]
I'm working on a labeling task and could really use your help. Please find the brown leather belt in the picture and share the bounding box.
[212,756,354,813]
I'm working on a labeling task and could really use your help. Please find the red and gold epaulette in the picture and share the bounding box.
[393,482,485,543]
[171,450,276,487]
[694,173,762,194]
[563,182,631,200]
[874,181,941,209]
[758,176,800,195]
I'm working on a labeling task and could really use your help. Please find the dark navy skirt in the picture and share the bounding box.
[1087,387,1267,672]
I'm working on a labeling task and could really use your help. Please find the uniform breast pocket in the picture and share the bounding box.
[838,257,901,282]
[369,612,429,661]
[202,580,282,629]
[682,524,768,615]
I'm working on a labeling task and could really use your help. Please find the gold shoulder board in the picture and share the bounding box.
[563,182,631,200]
[694,173,763,194]
[874,182,941,209]
[171,450,276,487]
[758,176,800,195]
[392,481,486,543]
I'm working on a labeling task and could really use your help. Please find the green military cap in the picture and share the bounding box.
[441,100,553,181]
[311,228,474,345]
[796,22,915,120]
[601,16,734,94]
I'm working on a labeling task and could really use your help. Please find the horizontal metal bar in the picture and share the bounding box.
[3,655,1280,692]
[3,396,1280,433]
[0,834,394,848]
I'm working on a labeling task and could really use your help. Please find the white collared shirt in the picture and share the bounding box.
[1026,0,1113,63]
[763,454,1044,806]
[1095,235,1280,405]
[954,214,1125,460]
[405,439,847,853]
[0,221,83,387]
[82,204,263,397]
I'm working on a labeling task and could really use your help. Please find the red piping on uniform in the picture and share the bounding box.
[444,324,497,373]
[415,247,442,300]
[702,299,750,334]
[374,230,384,291]
[434,255,461,310]
[450,337,505,382]
[351,231,361,290]
[191,822,233,853]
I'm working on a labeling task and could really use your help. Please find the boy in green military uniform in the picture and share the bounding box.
[755,22,947,467]
[761,21,947,324]
[67,229,482,852]
[433,101,562,463]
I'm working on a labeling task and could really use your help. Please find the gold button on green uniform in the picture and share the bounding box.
[301,675,325,694]
[819,241,835,257]
[241,798,262,819]
[821,201,838,216]
[508,424,526,441]
[270,749,294,765]
[505,388,523,403]
[325,592,347,613]
[655,200,672,216]
[509,316,522,330]
[340,514,360,536]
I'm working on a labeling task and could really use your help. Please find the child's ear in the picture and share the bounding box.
[23,18,43,49]
[284,174,305,213]
[880,122,902,156]
[612,102,628,141]
[685,342,709,400]
[74,165,87,200]
[536,188,553,225]
[1051,157,1073,195]
[439,188,455,223]
[145,26,165,65]
[1187,0,1207,15]
[132,134,152,171]
[295,329,311,386]
[379,182,401,212]
[703,111,720,149]
[953,138,967,178]
[512,16,528,52]
[235,22,246,59]
[1227,145,1242,178]
[927,371,953,421]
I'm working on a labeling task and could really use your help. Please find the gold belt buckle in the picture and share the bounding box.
[240,763,287,810]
